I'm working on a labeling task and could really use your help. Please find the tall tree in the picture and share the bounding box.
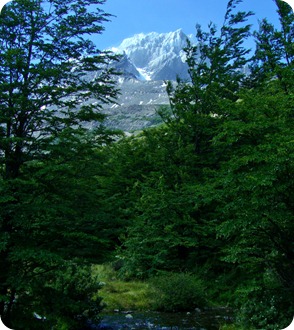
[116,0,254,280]
[0,0,119,328]
[250,0,294,92]
[213,79,294,330]
[115,1,294,328]
[214,1,294,327]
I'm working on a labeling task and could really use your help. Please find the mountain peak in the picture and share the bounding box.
[112,30,191,81]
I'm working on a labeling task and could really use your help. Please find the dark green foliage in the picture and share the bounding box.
[0,0,120,328]
[249,0,294,90]
[150,273,207,312]
[1,0,292,328]
[109,124,222,280]
[115,0,254,280]
[9,263,103,330]
[104,1,294,329]
[236,285,294,330]
[214,86,294,329]
[0,0,119,179]
[210,3,294,328]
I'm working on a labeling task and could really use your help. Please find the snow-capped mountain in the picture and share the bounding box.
[99,30,194,132]
[112,29,191,81]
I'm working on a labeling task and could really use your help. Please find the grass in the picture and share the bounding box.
[91,265,252,330]
[219,325,253,330]
[92,264,153,312]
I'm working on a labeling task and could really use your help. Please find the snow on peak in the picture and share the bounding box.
[136,68,152,81]
[113,30,192,81]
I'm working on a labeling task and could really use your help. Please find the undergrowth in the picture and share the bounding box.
[92,264,153,311]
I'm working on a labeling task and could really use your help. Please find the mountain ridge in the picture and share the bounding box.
[110,29,192,81]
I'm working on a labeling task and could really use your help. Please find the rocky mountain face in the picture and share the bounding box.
[113,29,191,81]
[100,30,193,133]
[103,79,169,133]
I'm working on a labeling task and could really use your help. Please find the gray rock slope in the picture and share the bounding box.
[103,79,170,132]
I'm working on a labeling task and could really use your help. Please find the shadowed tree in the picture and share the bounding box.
[0,0,120,328]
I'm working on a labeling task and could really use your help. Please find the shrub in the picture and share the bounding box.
[149,272,207,312]
[236,287,294,330]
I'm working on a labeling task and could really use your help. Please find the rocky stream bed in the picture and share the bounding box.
[87,308,234,330]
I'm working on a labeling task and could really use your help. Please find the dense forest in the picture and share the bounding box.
[0,0,293,329]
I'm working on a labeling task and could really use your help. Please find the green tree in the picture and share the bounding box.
[213,2,294,326]
[215,77,294,330]
[250,0,294,91]
[115,0,254,280]
[0,0,119,328]
[114,126,220,279]
[115,1,294,328]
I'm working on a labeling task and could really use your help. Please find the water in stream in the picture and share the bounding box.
[88,308,233,330]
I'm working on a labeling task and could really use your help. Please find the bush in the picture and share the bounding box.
[235,284,294,330]
[7,263,103,330]
[149,272,207,312]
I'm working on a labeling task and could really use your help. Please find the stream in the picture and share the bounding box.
[87,308,234,330]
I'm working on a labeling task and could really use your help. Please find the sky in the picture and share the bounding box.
[95,0,285,50]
